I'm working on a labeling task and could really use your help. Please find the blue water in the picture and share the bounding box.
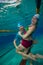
[0,0,43,65]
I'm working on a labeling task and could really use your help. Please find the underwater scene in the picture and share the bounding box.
[0,0,43,65]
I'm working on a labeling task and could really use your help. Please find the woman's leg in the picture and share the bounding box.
[19,47,32,65]
[30,53,43,59]
[16,49,36,61]
[36,54,43,59]
[16,45,28,65]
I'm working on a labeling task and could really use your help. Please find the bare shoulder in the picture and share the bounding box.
[29,25,36,30]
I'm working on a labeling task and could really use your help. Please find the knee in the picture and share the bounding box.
[16,49,19,53]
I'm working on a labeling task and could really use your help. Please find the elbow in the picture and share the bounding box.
[22,36,26,39]
[13,40,15,45]
[13,39,16,44]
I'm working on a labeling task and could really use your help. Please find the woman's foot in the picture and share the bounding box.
[28,53,36,61]
[36,54,43,59]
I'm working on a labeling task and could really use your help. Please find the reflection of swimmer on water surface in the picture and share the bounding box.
[3,0,21,8]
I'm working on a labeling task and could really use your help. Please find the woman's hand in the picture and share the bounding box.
[18,31,22,36]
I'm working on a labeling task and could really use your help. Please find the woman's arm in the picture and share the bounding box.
[16,50,28,57]
[13,40,18,49]
[19,25,36,39]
